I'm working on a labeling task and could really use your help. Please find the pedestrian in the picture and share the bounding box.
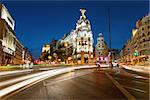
[96,60,101,70]
[115,63,120,74]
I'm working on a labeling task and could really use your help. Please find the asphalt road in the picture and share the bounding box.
[0,70,42,90]
[4,67,149,100]
[108,67,149,100]
[0,67,62,89]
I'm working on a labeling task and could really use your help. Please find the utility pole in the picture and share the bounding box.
[107,8,112,67]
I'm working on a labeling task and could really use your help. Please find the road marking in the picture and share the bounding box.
[122,85,147,94]
[134,75,150,80]
[105,72,136,100]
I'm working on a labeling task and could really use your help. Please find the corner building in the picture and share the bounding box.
[120,14,150,65]
[95,33,108,60]
[0,4,33,65]
[0,4,16,65]
[74,9,94,64]
[58,9,94,64]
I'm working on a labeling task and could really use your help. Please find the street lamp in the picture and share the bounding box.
[64,42,69,64]
[64,42,68,47]
[107,8,112,67]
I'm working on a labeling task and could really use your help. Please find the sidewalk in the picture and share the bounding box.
[120,64,150,74]
[0,65,22,71]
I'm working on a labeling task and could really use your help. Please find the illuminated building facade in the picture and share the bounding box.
[0,4,16,65]
[75,9,94,64]
[40,44,50,61]
[59,9,94,64]
[119,14,150,65]
[42,44,50,53]
[95,33,108,60]
[0,4,33,65]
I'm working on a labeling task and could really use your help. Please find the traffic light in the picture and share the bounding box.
[133,51,138,56]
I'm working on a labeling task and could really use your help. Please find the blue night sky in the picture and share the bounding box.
[1,1,149,59]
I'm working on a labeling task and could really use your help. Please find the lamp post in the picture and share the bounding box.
[64,42,68,64]
[76,33,78,65]
[107,8,112,67]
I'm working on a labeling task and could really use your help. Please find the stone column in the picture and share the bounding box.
[0,42,2,65]
[88,51,91,64]
[81,51,84,64]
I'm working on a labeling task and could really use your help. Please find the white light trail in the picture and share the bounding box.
[0,65,97,97]
[0,70,55,87]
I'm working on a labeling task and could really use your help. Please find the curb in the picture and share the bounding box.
[120,65,150,75]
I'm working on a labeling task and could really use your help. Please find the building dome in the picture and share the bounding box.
[98,33,103,37]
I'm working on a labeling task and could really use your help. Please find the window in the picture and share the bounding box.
[142,33,145,37]
[4,29,7,37]
[13,38,15,44]
[81,41,84,45]
[148,26,150,29]
[88,37,90,41]
[148,32,150,35]
[86,21,89,24]
[142,28,144,30]
[85,41,87,45]
[4,33,6,37]
[7,17,13,25]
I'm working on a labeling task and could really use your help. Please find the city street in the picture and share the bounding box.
[0,1,149,100]
[3,67,149,100]
[0,66,74,90]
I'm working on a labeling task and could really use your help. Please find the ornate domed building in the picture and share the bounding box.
[73,9,94,64]
[58,9,94,64]
[95,33,108,61]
